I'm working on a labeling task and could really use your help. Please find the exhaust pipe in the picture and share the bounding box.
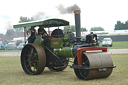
[74,10,81,38]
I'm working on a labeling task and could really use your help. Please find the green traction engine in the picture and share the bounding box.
[13,10,116,80]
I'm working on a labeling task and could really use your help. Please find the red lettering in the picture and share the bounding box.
[54,42,58,45]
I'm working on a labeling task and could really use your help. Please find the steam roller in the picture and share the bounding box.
[13,10,115,80]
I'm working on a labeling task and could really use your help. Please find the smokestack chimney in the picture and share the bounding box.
[74,10,81,38]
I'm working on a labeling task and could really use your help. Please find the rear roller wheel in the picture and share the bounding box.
[21,44,46,75]
[48,66,67,71]
[48,58,69,71]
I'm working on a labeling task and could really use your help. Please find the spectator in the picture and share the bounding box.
[27,26,37,43]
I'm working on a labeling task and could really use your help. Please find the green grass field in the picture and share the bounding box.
[0,50,20,52]
[99,41,128,49]
[0,54,128,85]
[0,41,127,52]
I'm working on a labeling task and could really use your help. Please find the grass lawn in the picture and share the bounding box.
[0,54,128,85]
[0,41,127,52]
[99,41,128,49]
[0,50,21,52]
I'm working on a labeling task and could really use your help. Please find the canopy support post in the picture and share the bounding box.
[24,27,27,44]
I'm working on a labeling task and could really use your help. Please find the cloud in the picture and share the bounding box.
[1,0,128,35]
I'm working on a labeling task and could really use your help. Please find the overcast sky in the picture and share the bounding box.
[0,0,128,34]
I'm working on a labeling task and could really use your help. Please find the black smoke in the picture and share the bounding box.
[56,4,80,14]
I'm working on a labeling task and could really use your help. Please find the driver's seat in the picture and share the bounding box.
[51,29,64,38]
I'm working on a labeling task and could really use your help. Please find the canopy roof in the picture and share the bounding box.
[13,18,69,28]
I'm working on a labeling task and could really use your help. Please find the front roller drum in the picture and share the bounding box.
[21,44,46,75]
[74,52,114,80]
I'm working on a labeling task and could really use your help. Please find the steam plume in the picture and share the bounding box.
[33,11,46,20]
[56,4,80,14]
[5,20,13,29]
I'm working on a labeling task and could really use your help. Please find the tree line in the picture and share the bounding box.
[114,20,128,30]
[4,17,128,36]
[64,25,87,32]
